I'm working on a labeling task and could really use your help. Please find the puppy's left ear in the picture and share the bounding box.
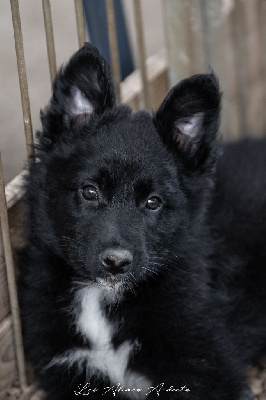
[154,73,221,171]
[40,43,115,148]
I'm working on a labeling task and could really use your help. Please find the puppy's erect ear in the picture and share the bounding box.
[154,73,221,171]
[40,43,115,147]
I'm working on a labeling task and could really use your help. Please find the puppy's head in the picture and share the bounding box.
[29,43,221,293]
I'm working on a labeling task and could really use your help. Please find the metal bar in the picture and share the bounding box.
[75,0,86,48]
[42,0,57,84]
[133,0,150,111]
[105,0,121,103]
[10,0,34,165]
[0,153,27,391]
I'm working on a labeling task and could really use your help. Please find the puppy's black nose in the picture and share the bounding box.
[100,248,133,275]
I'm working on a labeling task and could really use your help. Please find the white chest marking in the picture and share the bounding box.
[49,287,151,398]
[77,287,134,385]
[77,286,112,347]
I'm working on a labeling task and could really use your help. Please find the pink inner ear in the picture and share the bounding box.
[173,112,204,151]
[71,88,94,117]
[173,127,193,151]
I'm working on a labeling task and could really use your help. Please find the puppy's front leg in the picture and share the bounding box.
[130,347,251,400]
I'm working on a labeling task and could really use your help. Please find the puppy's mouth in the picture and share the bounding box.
[96,275,134,292]
[105,277,120,288]
[96,276,124,291]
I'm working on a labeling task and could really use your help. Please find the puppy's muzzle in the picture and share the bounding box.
[99,248,133,276]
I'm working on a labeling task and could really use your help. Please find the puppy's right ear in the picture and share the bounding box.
[39,43,115,148]
[154,73,221,172]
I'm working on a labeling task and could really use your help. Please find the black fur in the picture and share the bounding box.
[20,43,266,399]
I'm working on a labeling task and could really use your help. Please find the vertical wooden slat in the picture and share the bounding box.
[74,0,86,49]
[163,0,205,78]
[105,0,121,103]
[0,154,27,392]
[232,0,247,137]
[10,0,34,165]
[188,1,205,75]
[231,0,265,138]
[261,0,266,133]
[162,0,244,140]
[162,1,192,86]
[133,0,150,111]
[0,316,17,398]
[242,0,264,137]
[200,0,211,69]
[222,6,241,140]
[202,0,241,140]
[42,0,57,84]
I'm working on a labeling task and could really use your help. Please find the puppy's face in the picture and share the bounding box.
[44,108,184,291]
[31,44,221,292]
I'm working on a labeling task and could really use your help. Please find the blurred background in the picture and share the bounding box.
[0,0,266,184]
[0,0,164,183]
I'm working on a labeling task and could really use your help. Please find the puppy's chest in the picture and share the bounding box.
[76,287,150,393]
[77,287,116,348]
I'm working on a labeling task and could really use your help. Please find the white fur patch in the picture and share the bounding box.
[71,88,94,116]
[48,286,151,399]
[77,286,112,346]
[175,112,203,138]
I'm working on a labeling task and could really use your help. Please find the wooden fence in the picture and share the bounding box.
[163,0,266,140]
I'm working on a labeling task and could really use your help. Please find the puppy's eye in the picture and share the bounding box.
[82,185,98,201]
[146,196,162,211]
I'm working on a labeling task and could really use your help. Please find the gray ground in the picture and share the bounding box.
[0,0,164,183]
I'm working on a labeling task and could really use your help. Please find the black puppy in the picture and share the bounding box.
[20,43,266,399]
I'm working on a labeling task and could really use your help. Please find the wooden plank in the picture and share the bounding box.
[121,51,168,111]
[146,55,168,110]
[242,0,264,137]
[7,385,39,400]
[262,0,266,134]
[0,153,27,390]
[162,0,192,87]
[231,0,265,138]
[8,198,26,250]
[162,0,206,81]
[0,199,25,324]
[0,316,17,399]
[5,170,27,210]
[202,0,241,140]
[187,1,205,75]
[163,0,265,141]
[221,3,242,140]
[162,0,242,139]
[231,0,248,137]
[0,237,10,323]
[28,389,46,400]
